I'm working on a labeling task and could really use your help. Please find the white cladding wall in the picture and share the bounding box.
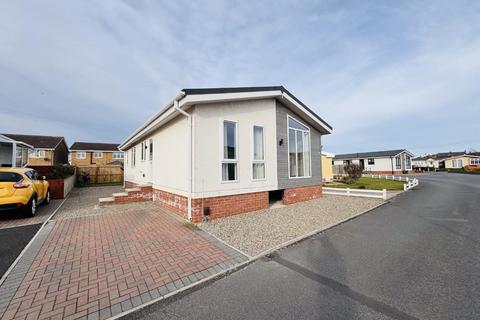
[193,99,278,198]
[124,115,189,195]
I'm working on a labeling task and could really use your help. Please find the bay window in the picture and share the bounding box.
[395,156,401,169]
[288,116,311,178]
[252,126,265,180]
[222,121,237,181]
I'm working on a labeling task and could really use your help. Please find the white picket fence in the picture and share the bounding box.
[323,187,387,200]
[403,178,419,191]
[363,173,411,182]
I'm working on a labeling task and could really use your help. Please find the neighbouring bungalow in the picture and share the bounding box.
[70,142,124,166]
[333,149,414,174]
[321,151,334,182]
[118,86,332,222]
[412,152,466,170]
[0,134,33,167]
[444,152,480,169]
[2,133,69,166]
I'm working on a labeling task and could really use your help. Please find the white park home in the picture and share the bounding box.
[119,86,332,222]
[333,149,414,174]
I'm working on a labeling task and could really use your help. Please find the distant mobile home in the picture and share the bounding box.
[119,86,332,222]
[333,149,414,174]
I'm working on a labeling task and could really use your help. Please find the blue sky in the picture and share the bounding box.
[0,0,479,155]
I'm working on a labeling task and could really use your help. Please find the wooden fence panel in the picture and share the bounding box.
[76,165,123,184]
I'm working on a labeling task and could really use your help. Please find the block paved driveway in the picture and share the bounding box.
[0,199,246,320]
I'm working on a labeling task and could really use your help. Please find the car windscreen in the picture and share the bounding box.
[0,172,23,182]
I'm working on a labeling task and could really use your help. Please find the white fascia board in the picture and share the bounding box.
[280,93,332,134]
[180,91,282,106]
[394,150,414,157]
[322,151,335,157]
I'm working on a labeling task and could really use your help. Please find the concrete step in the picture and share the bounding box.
[98,197,115,205]
[112,192,128,197]
[125,188,141,193]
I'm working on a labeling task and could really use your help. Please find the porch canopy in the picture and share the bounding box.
[0,134,33,167]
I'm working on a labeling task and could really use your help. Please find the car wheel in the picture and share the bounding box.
[44,190,51,205]
[25,197,37,217]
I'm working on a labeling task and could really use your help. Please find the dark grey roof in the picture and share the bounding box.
[70,142,120,151]
[3,133,65,149]
[182,86,333,130]
[334,149,407,160]
[434,152,465,159]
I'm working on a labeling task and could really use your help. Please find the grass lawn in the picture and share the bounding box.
[325,177,404,190]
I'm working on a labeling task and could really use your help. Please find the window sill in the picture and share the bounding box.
[288,175,312,180]
[221,180,239,184]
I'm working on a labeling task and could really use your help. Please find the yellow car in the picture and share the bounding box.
[0,168,50,216]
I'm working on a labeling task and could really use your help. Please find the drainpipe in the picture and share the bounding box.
[173,94,193,220]
[12,142,16,168]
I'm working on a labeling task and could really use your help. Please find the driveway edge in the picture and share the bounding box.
[114,199,390,320]
[0,197,68,318]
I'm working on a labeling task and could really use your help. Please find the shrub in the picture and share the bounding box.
[343,163,363,184]
[45,164,75,179]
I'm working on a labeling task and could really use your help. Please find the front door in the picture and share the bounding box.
[359,159,365,170]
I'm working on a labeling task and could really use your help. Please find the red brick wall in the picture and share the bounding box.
[114,187,152,204]
[152,189,189,219]
[191,191,269,223]
[283,185,322,205]
[125,181,138,188]
[47,179,64,199]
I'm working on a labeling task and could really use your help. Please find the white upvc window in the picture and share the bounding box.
[471,158,480,165]
[76,151,86,159]
[458,159,463,167]
[149,139,153,161]
[112,152,123,159]
[140,141,148,161]
[288,116,311,178]
[30,149,45,158]
[395,156,401,169]
[452,159,457,168]
[252,126,265,180]
[221,120,238,182]
[405,155,411,169]
[93,151,103,158]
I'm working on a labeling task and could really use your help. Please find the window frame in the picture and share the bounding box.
[368,158,375,165]
[149,139,153,161]
[220,120,239,183]
[395,156,401,169]
[251,125,266,181]
[30,149,45,158]
[93,151,103,159]
[112,152,124,159]
[76,151,86,160]
[287,115,312,179]
[470,158,480,165]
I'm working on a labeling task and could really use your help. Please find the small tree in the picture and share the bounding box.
[343,163,363,184]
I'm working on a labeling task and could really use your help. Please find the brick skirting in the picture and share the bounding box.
[152,188,189,218]
[283,185,322,205]
[123,181,321,223]
[191,191,269,223]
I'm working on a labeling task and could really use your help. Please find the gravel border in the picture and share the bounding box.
[200,195,383,256]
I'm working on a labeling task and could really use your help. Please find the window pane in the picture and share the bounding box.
[253,163,265,180]
[223,121,236,159]
[296,131,304,177]
[222,163,237,181]
[253,126,264,160]
[303,131,310,176]
[288,117,309,131]
[288,129,297,177]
